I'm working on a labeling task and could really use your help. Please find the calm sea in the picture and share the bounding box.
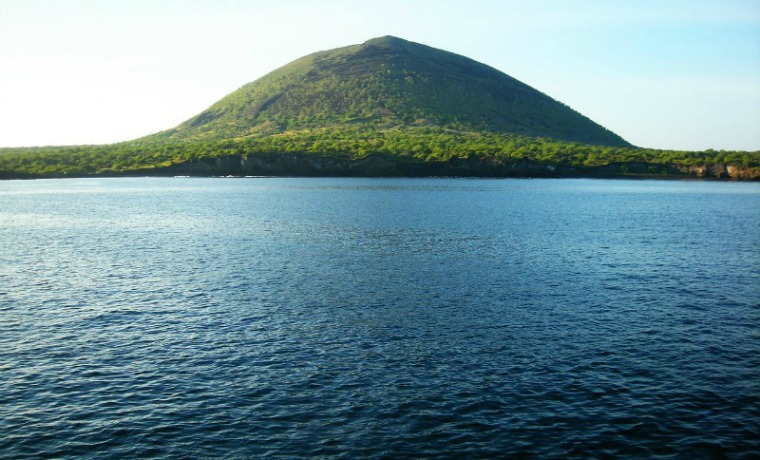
[1,177,758,459]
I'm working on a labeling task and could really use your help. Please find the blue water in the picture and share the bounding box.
[1,177,758,459]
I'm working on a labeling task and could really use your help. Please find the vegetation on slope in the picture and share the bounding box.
[151,36,629,147]
[1,126,757,178]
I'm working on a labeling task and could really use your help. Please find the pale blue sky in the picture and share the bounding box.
[1,0,758,150]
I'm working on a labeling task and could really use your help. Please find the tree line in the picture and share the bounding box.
[1,126,757,178]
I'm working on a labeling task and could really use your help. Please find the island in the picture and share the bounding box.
[1,36,758,180]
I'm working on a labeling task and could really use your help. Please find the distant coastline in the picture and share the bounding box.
[2,153,757,181]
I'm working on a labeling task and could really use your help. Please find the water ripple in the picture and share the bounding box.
[1,177,759,459]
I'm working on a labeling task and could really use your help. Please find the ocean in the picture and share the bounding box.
[1,177,758,458]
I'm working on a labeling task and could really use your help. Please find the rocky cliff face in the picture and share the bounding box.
[149,154,759,180]
[680,164,757,180]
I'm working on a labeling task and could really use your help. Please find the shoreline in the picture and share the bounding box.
[2,154,757,181]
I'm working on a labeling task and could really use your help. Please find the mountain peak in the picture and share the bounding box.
[364,35,406,45]
[362,35,414,48]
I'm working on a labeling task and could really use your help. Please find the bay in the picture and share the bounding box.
[1,177,758,458]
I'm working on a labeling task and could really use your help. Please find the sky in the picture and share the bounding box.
[0,0,758,151]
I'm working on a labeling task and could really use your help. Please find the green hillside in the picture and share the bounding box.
[151,36,629,147]
[2,125,758,179]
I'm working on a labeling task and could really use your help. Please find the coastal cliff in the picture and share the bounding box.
[147,154,759,180]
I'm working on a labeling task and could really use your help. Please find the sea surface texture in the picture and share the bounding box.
[1,177,758,459]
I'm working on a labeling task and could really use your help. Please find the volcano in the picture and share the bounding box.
[156,36,629,147]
